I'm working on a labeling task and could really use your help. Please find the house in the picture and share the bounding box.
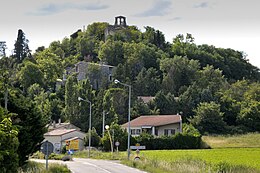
[43,129,85,154]
[122,115,182,137]
[64,61,114,90]
[47,120,81,132]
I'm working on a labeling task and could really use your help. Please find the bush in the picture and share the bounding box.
[134,133,207,150]
[84,128,101,147]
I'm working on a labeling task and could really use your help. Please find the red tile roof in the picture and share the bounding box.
[44,129,77,136]
[122,115,181,127]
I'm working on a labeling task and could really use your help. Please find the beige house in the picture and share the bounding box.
[44,129,85,154]
[122,115,182,137]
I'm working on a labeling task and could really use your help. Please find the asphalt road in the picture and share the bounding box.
[32,158,147,173]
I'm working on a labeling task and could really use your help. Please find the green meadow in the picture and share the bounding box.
[123,133,260,173]
[142,148,260,169]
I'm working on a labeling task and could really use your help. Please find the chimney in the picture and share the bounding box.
[58,118,61,125]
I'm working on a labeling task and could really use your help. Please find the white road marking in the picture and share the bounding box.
[81,161,112,173]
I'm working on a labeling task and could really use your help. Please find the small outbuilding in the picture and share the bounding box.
[43,129,85,153]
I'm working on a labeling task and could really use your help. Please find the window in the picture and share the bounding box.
[109,74,112,82]
[131,129,141,135]
[164,129,176,136]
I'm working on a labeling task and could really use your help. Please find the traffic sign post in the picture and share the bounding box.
[115,141,120,154]
[130,143,145,160]
[41,141,54,170]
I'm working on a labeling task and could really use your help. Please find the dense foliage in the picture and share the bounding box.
[0,20,259,168]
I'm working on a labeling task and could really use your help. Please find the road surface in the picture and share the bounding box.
[32,158,147,173]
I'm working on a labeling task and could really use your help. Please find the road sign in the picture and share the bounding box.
[41,141,54,156]
[115,141,120,147]
[130,146,146,150]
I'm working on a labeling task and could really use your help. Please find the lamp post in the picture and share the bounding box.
[114,79,131,160]
[78,97,92,158]
[105,125,113,154]
[102,111,109,138]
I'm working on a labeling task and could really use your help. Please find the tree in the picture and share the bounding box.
[191,102,226,134]
[8,91,46,165]
[134,67,161,96]
[0,41,7,57]
[64,74,79,124]
[153,91,178,115]
[84,128,101,147]
[35,49,63,89]
[160,56,200,95]
[13,29,31,62]
[98,40,125,66]
[172,33,196,56]
[179,65,228,118]
[86,22,109,41]
[238,100,260,132]
[0,107,19,173]
[18,61,44,90]
[142,26,166,50]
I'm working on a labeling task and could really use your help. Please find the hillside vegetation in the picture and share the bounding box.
[1,19,260,171]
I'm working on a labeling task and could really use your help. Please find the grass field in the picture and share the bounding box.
[124,133,260,173]
[202,133,260,148]
[141,148,260,170]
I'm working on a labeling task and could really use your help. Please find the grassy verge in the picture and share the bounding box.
[18,161,71,173]
[202,133,260,148]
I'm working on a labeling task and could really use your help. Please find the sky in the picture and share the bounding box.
[0,0,259,68]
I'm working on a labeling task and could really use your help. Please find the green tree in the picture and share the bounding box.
[0,107,19,173]
[153,91,178,115]
[179,65,228,118]
[134,67,161,96]
[86,22,109,41]
[35,49,63,89]
[99,40,124,66]
[13,29,31,63]
[64,74,79,124]
[0,41,7,57]
[142,26,166,49]
[84,127,101,147]
[160,56,200,95]
[8,91,46,165]
[191,102,226,134]
[18,61,44,90]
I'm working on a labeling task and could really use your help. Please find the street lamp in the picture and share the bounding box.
[78,96,92,158]
[102,111,109,138]
[105,125,113,154]
[114,79,131,160]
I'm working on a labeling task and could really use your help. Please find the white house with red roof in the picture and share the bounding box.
[122,115,182,137]
[44,129,86,153]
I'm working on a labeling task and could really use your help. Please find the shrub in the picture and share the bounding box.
[134,133,206,150]
[84,127,101,147]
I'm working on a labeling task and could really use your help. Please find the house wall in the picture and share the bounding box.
[44,131,86,153]
[44,136,62,153]
[157,123,181,136]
